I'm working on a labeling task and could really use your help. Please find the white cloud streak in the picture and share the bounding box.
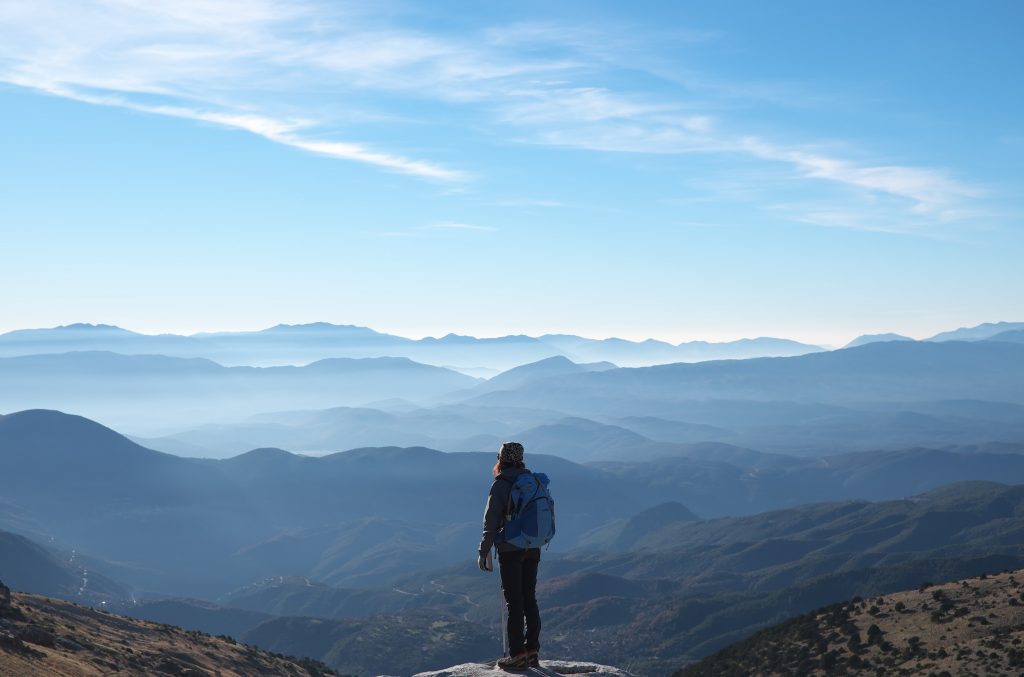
[0,0,467,181]
[0,0,986,224]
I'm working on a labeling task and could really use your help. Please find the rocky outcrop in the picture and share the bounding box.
[0,580,35,657]
[0,580,10,614]
[413,660,636,677]
[0,580,22,621]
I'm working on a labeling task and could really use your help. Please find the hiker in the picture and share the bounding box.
[479,441,555,670]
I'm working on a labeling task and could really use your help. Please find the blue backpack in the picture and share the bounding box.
[498,472,556,549]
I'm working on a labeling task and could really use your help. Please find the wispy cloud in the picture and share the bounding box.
[0,0,989,227]
[526,116,979,226]
[736,137,981,217]
[18,80,467,181]
[0,0,469,181]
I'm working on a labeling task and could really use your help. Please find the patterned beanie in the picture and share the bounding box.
[499,441,525,464]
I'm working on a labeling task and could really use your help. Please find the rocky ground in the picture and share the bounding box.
[0,579,340,676]
[677,568,1024,676]
[413,660,636,677]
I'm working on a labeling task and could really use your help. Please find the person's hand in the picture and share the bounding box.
[478,551,493,572]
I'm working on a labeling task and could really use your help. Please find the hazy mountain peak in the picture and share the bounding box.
[927,321,1024,342]
[59,322,128,331]
[1,409,129,442]
[614,501,701,550]
[487,355,599,381]
[0,323,138,339]
[427,333,541,345]
[228,447,298,462]
[325,445,448,462]
[262,322,380,334]
[0,409,169,462]
[844,332,914,348]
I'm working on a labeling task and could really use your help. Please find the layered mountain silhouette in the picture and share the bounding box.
[0,351,478,430]
[3,332,1023,442]
[99,481,1024,675]
[5,409,1024,599]
[124,338,1024,458]
[844,332,913,348]
[0,410,665,595]
[1,319,1017,375]
[0,322,823,370]
[1,322,1023,675]
[6,408,1024,674]
[926,321,1024,342]
[466,341,1024,418]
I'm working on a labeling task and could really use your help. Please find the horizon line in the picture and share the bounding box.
[0,319,1018,349]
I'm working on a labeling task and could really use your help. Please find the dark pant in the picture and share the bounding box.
[498,548,541,655]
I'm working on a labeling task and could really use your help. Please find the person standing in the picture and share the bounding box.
[479,441,547,670]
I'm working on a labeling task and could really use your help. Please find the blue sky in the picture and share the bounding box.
[0,1,1021,346]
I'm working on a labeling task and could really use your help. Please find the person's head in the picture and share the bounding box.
[492,441,525,477]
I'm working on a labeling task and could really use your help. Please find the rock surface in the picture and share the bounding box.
[413,660,636,677]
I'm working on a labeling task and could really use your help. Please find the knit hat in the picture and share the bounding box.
[499,441,525,464]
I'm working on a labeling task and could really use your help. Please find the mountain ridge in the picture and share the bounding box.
[0,322,824,369]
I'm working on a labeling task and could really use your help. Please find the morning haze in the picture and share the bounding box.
[1,1,1023,676]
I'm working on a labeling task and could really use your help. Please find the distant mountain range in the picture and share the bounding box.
[124,482,1024,675]
[4,409,1024,597]
[6,409,1024,674]
[143,393,1024,460]
[2,319,1023,675]
[0,322,825,370]
[465,341,1024,421]
[0,351,478,431]
[1,320,1019,374]
[3,335,1024,439]
[926,321,1024,342]
[0,410,670,596]
[844,321,1024,348]
[844,332,913,348]
[364,482,1024,674]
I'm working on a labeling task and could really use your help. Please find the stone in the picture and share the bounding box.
[412,660,636,677]
[18,624,56,648]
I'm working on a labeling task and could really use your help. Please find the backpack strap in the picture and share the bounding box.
[495,474,515,519]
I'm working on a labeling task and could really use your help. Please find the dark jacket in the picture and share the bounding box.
[479,466,530,555]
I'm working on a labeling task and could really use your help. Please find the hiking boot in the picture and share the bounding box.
[496,652,530,671]
[526,650,539,667]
